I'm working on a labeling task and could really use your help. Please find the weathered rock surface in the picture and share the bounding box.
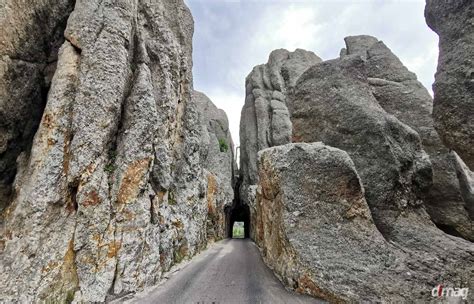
[256,143,474,302]
[239,49,321,238]
[341,35,474,240]
[194,91,236,241]
[0,1,234,302]
[425,0,474,170]
[290,55,472,256]
[0,0,76,213]
[242,39,474,301]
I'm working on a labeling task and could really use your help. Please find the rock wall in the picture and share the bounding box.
[425,0,474,170]
[341,35,473,240]
[256,143,474,302]
[0,1,234,302]
[194,91,236,242]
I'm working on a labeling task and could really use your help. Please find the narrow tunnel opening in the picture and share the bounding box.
[226,203,250,239]
[226,179,251,239]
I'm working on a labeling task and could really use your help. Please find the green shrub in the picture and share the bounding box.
[218,138,229,153]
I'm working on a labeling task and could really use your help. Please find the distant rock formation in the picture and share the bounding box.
[194,91,236,241]
[239,49,321,238]
[425,0,474,170]
[0,1,234,302]
[242,36,474,301]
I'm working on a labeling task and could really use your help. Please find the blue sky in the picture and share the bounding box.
[185,0,438,147]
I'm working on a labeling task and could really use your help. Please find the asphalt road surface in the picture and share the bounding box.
[124,239,323,304]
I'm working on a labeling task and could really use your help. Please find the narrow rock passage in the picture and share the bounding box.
[121,239,322,304]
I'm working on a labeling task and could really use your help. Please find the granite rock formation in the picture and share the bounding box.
[425,0,474,170]
[239,49,321,238]
[0,0,76,213]
[194,91,236,241]
[341,35,473,240]
[242,36,474,301]
[256,143,474,302]
[0,1,234,302]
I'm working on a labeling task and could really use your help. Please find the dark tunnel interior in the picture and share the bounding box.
[226,179,250,238]
[226,203,250,238]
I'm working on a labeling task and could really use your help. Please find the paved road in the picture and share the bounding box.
[124,239,323,304]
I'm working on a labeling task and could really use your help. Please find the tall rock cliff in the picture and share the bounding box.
[425,0,474,170]
[0,1,234,302]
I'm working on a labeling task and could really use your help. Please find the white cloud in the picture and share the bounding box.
[187,0,439,146]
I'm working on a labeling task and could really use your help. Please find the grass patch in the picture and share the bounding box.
[218,138,229,153]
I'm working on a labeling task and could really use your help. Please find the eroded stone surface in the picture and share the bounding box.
[425,0,474,169]
[256,143,474,302]
[194,91,236,241]
[0,1,234,302]
[342,35,473,240]
[0,0,76,213]
[239,49,321,238]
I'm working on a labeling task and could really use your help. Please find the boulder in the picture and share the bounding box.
[256,143,474,302]
[425,0,474,169]
[342,35,473,240]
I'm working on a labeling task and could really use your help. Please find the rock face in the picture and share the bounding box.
[0,1,234,302]
[239,49,321,238]
[0,0,76,213]
[243,38,474,301]
[425,0,474,170]
[341,35,473,240]
[194,91,236,241]
[256,143,474,303]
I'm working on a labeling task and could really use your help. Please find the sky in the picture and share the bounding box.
[184,0,439,147]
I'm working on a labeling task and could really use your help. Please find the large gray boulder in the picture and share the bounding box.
[290,55,433,243]
[194,91,236,241]
[256,143,474,302]
[290,55,473,259]
[239,49,321,237]
[341,35,473,240]
[425,0,474,170]
[0,1,234,302]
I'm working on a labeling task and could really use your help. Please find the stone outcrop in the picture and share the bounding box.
[425,0,474,170]
[0,1,234,302]
[239,49,321,238]
[242,37,474,301]
[341,35,473,240]
[256,143,474,303]
[194,91,236,241]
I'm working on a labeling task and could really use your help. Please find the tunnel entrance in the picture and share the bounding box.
[226,179,250,238]
[226,203,250,238]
